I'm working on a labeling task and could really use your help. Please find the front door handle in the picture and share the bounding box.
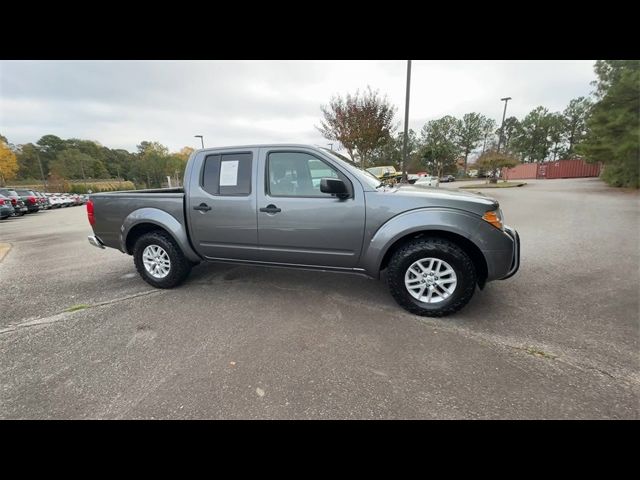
[259,204,281,214]
[193,203,212,212]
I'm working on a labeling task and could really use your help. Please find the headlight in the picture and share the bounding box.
[482,209,504,230]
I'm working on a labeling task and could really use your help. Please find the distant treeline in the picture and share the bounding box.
[0,135,194,190]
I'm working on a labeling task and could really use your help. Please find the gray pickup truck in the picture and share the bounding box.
[87,144,519,316]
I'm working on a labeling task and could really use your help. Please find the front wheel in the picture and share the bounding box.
[386,238,477,317]
[133,230,192,289]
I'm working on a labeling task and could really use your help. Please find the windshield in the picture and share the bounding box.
[320,148,382,189]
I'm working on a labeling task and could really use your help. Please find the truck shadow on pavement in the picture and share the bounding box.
[183,261,491,322]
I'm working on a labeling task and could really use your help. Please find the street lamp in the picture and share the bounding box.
[401,60,412,183]
[35,149,47,192]
[194,135,204,149]
[497,97,512,154]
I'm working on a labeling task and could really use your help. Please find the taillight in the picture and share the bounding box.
[10,198,16,205]
[86,199,95,226]
[28,196,36,205]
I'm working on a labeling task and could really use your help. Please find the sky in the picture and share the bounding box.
[0,60,596,155]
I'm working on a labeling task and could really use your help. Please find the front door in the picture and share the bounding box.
[187,149,260,261]
[256,148,365,269]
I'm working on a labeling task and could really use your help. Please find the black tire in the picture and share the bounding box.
[386,237,477,317]
[133,230,192,289]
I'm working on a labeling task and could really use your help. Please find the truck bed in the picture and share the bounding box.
[90,188,187,253]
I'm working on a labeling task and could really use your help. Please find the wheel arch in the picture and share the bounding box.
[379,230,488,289]
[121,208,201,263]
[125,222,169,253]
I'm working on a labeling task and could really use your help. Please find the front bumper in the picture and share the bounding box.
[500,226,520,280]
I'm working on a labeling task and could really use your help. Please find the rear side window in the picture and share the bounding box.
[202,152,252,196]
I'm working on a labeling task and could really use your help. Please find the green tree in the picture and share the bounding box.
[511,107,554,162]
[370,129,420,171]
[481,118,497,154]
[36,134,66,175]
[50,148,104,180]
[131,141,182,188]
[547,112,567,161]
[15,143,43,179]
[562,97,592,158]
[317,86,397,169]
[419,116,461,179]
[102,148,136,180]
[456,113,487,175]
[475,150,519,183]
[579,60,639,188]
[501,117,520,153]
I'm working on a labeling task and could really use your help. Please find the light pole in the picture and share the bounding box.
[497,97,512,154]
[194,135,204,149]
[36,150,47,192]
[401,60,412,183]
[79,155,88,192]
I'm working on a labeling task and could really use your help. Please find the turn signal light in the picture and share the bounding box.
[482,210,503,230]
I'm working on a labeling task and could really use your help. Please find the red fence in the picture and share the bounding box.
[503,159,601,180]
[545,159,601,179]
[502,163,539,180]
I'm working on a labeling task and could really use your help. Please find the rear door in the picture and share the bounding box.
[256,147,366,269]
[187,148,260,261]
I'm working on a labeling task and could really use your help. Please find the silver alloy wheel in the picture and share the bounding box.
[404,257,457,304]
[142,244,171,279]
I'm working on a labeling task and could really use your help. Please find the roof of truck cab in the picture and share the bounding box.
[194,144,326,153]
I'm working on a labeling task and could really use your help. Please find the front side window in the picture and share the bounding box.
[267,152,342,197]
[202,152,252,196]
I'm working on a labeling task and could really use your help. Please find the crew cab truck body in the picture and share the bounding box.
[87,144,519,316]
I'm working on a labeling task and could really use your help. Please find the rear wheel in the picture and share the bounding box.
[133,230,192,289]
[386,238,477,317]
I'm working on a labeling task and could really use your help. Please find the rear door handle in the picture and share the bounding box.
[259,204,281,214]
[193,203,212,212]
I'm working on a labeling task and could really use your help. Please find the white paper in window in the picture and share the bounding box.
[219,160,239,186]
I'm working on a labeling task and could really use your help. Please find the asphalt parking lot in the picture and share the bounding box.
[1,178,638,419]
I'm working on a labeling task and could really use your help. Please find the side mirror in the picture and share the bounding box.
[320,178,349,198]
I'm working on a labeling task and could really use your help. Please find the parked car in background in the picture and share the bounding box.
[0,194,14,219]
[54,194,69,207]
[41,192,51,209]
[13,188,40,213]
[34,191,50,209]
[61,194,75,207]
[366,166,404,185]
[407,174,420,184]
[33,191,44,209]
[414,175,440,188]
[0,188,28,216]
[440,175,456,183]
[45,193,60,208]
